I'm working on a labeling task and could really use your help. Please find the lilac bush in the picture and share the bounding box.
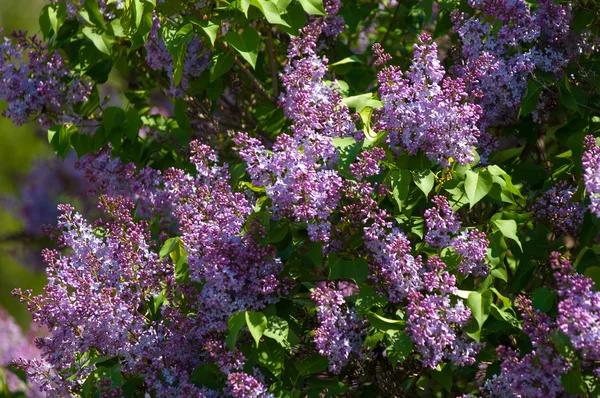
[0,0,599,396]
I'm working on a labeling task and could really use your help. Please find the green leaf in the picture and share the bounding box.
[341,93,373,112]
[465,169,493,208]
[519,78,542,118]
[355,286,388,314]
[384,330,413,366]
[250,0,291,27]
[223,28,260,69]
[255,338,285,378]
[82,27,113,55]
[467,290,492,329]
[83,0,108,30]
[329,257,369,284]
[366,311,404,331]
[531,287,556,313]
[191,364,223,389]
[39,3,66,40]
[572,9,595,32]
[298,0,326,15]
[263,316,290,349]
[197,20,219,46]
[295,355,329,375]
[561,362,586,395]
[102,107,127,134]
[390,169,411,210]
[583,266,600,291]
[210,52,234,82]
[48,124,75,160]
[431,364,453,393]
[245,311,268,348]
[330,55,363,67]
[493,219,522,250]
[559,77,579,113]
[226,312,246,350]
[412,170,434,197]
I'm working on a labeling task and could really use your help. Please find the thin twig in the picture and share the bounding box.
[266,27,279,98]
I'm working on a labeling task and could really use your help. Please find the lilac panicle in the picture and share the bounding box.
[424,195,462,248]
[226,372,274,398]
[311,285,363,373]
[236,22,353,242]
[531,181,584,236]
[0,30,92,128]
[452,0,579,127]
[550,252,600,362]
[165,141,285,333]
[0,307,44,397]
[375,34,482,167]
[583,135,600,217]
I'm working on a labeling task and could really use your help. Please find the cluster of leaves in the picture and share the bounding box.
[2,0,600,396]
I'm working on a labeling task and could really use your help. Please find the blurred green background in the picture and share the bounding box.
[0,0,52,327]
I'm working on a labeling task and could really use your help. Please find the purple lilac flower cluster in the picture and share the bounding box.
[425,195,490,276]
[452,0,577,127]
[165,142,285,332]
[311,285,363,373]
[531,181,584,236]
[226,372,274,398]
[75,149,171,219]
[374,34,482,167]
[485,253,600,396]
[339,178,479,369]
[236,23,353,242]
[551,252,600,364]
[0,307,44,397]
[0,30,92,128]
[11,142,285,396]
[484,296,570,397]
[583,135,600,217]
[145,14,211,97]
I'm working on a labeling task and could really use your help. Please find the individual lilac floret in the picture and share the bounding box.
[226,372,274,398]
[424,195,462,247]
[0,30,92,128]
[452,229,490,276]
[531,181,584,236]
[374,34,482,167]
[550,252,600,362]
[583,135,600,218]
[311,285,363,373]
[406,292,477,368]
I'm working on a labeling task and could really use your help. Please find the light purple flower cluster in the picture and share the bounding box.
[145,14,211,97]
[550,252,600,363]
[236,23,353,242]
[583,135,600,217]
[165,141,285,332]
[452,0,577,127]
[311,285,362,373]
[75,149,171,219]
[484,296,570,397]
[406,291,476,368]
[531,181,584,236]
[0,30,92,128]
[340,183,478,369]
[226,372,274,398]
[13,200,183,396]
[374,34,482,167]
[425,195,489,276]
[0,307,44,397]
